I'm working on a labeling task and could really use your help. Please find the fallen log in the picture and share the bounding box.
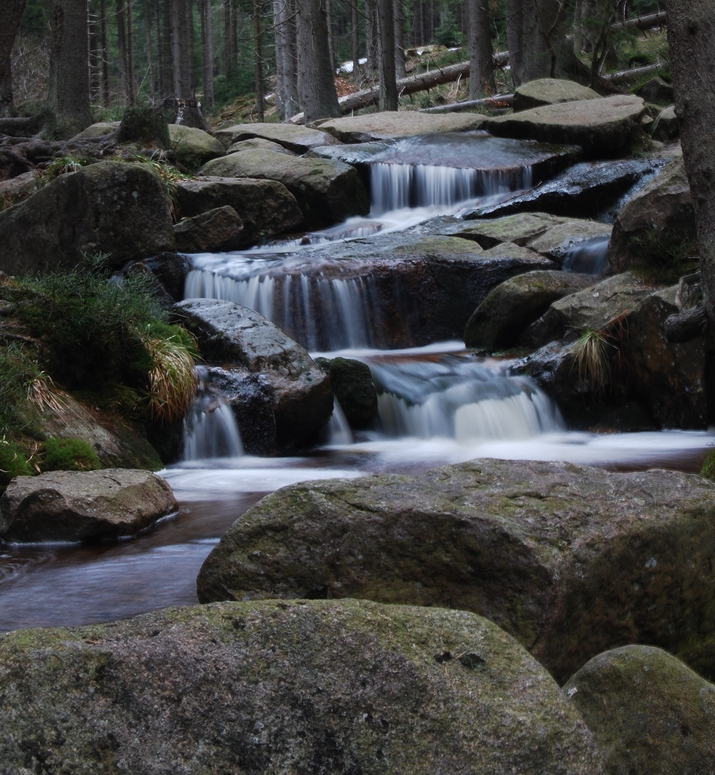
[0,114,45,138]
[611,11,668,34]
[605,62,666,84]
[421,94,514,113]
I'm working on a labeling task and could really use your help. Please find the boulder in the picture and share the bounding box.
[225,137,295,155]
[462,158,663,220]
[197,458,715,683]
[523,272,652,348]
[174,299,333,450]
[173,205,244,253]
[0,469,177,542]
[527,219,613,264]
[513,78,601,112]
[318,111,485,142]
[623,287,708,428]
[130,252,191,302]
[168,124,225,169]
[0,161,176,274]
[200,150,369,228]
[176,175,303,245]
[71,121,118,140]
[482,95,646,155]
[456,212,565,248]
[650,105,679,142]
[564,645,715,775]
[607,156,697,278]
[214,121,340,153]
[464,270,597,350]
[634,76,675,106]
[0,599,603,774]
[315,356,378,429]
[0,170,41,205]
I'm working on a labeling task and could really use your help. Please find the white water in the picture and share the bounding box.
[562,236,611,275]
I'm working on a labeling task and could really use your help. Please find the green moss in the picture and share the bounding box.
[700,450,715,480]
[41,437,101,472]
[0,438,33,490]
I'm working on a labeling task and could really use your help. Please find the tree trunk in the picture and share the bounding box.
[88,6,101,103]
[365,0,377,73]
[0,0,27,117]
[295,0,340,123]
[101,0,111,104]
[273,0,299,120]
[126,0,136,104]
[394,0,405,79]
[200,0,213,109]
[116,0,129,100]
[467,0,494,99]
[377,0,397,110]
[144,0,156,103]
[48,0,93,135]
[351,0,361,85]
[665,0,715,326]
[506,0,562,86]
[253,0,264,121]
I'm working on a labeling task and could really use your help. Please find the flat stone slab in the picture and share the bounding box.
[514,78,601,112]
[564,645,715,774]
[0,469,177,543]
[214,122,341,153]
[482,95,646,154]
[527,219,612,263]
[318,111,486,142]
[0,599,603,774]
[198,457,715,684]
[456,212,566,248]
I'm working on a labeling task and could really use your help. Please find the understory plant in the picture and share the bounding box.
[572,328,615,396]
[41,437,101,472]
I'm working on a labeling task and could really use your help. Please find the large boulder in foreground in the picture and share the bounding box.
[0,161,176,274]
[513,78,601,112]
[564,645,715,775]
[464,270,596,350]
[0,469,176,542]
[198,458,715,684]
[176,175,303,245]
[0,599,603,774]
[174,299,333,450]
[482,95,646,155]
[200,149,369,227]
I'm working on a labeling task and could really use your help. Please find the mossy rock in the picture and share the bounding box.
[315,356,378,429]
[117,106,170,148]
[0,599,603,773]
[564,645,715,774]
[168,124,224,171]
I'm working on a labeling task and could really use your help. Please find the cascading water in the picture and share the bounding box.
[182,367,244,460]
[562,237,610,275]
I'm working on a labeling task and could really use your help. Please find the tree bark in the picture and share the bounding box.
[506,0,562,86]
[273,0,299,120]
[467,0,494,99]
[200,0,213,109]
[253,0,264,121]
[351,0,361,85]
[48,0,93,135]
[377,0,397,110]
[665,0,715,326]
[101,0,111,104]
[116,0,129,100]
[0,0,27,117]
[295,0,340,123]
[127,0,136,104]
[394,0,405,79]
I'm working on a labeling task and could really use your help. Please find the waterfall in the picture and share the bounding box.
[562,237,610,275]
[369,354,563,442]
[324,400,354,445]
[183,368,244,460]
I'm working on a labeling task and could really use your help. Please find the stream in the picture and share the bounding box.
[1,133,713,632]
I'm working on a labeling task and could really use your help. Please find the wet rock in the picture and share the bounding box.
[318,111,486,142]
[131,252,190,302]
[650,106,679,142]
[0,469,176,543]
[482,95,646,155]
[174,299,333,450]
[70,121,118,140]
[462,158,662,220]
[523,272,652,348]
[197,457,715,684]
[464,270,596,350]
[608,156,696,278]
[0,161,176,274]
[315,356,378,429]
[225,137,295,155]
[0,599,603,774]
[623,287,708,428]
[214,122,340,153]
[173,205,244,253]
[200,149,369,228]
[513,78,601,112]
[456,212,564,248]
[175,176,303,244]
[168,124,225,170]
[203,367,276,455]
[527,220,612,264]
[635,76,675,106]
[563,645,715,775]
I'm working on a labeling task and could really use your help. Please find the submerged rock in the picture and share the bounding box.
[173,205,244,253]
[176,175,303,245]
[0,469,176,543]
[200,149,369,228]
[0,161,176,274]
[513,78,601,112]
[197,457,715,684]
[464,270,596,350]
[214,121,340,153]
[315,356,378,429]
[563,645,715,775]
[482,95,646,155]
[174,299,333,450]
[0,599,603,774]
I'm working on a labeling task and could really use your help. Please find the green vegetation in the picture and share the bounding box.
[41,437,101,472]
[572,328,614,396]
[700,450,715,481]
[0,438,34,489]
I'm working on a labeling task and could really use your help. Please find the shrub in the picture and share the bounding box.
[0,437,33,490]
[701,450,715,481]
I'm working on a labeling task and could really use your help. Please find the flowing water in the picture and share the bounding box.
[1,136,712,632]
